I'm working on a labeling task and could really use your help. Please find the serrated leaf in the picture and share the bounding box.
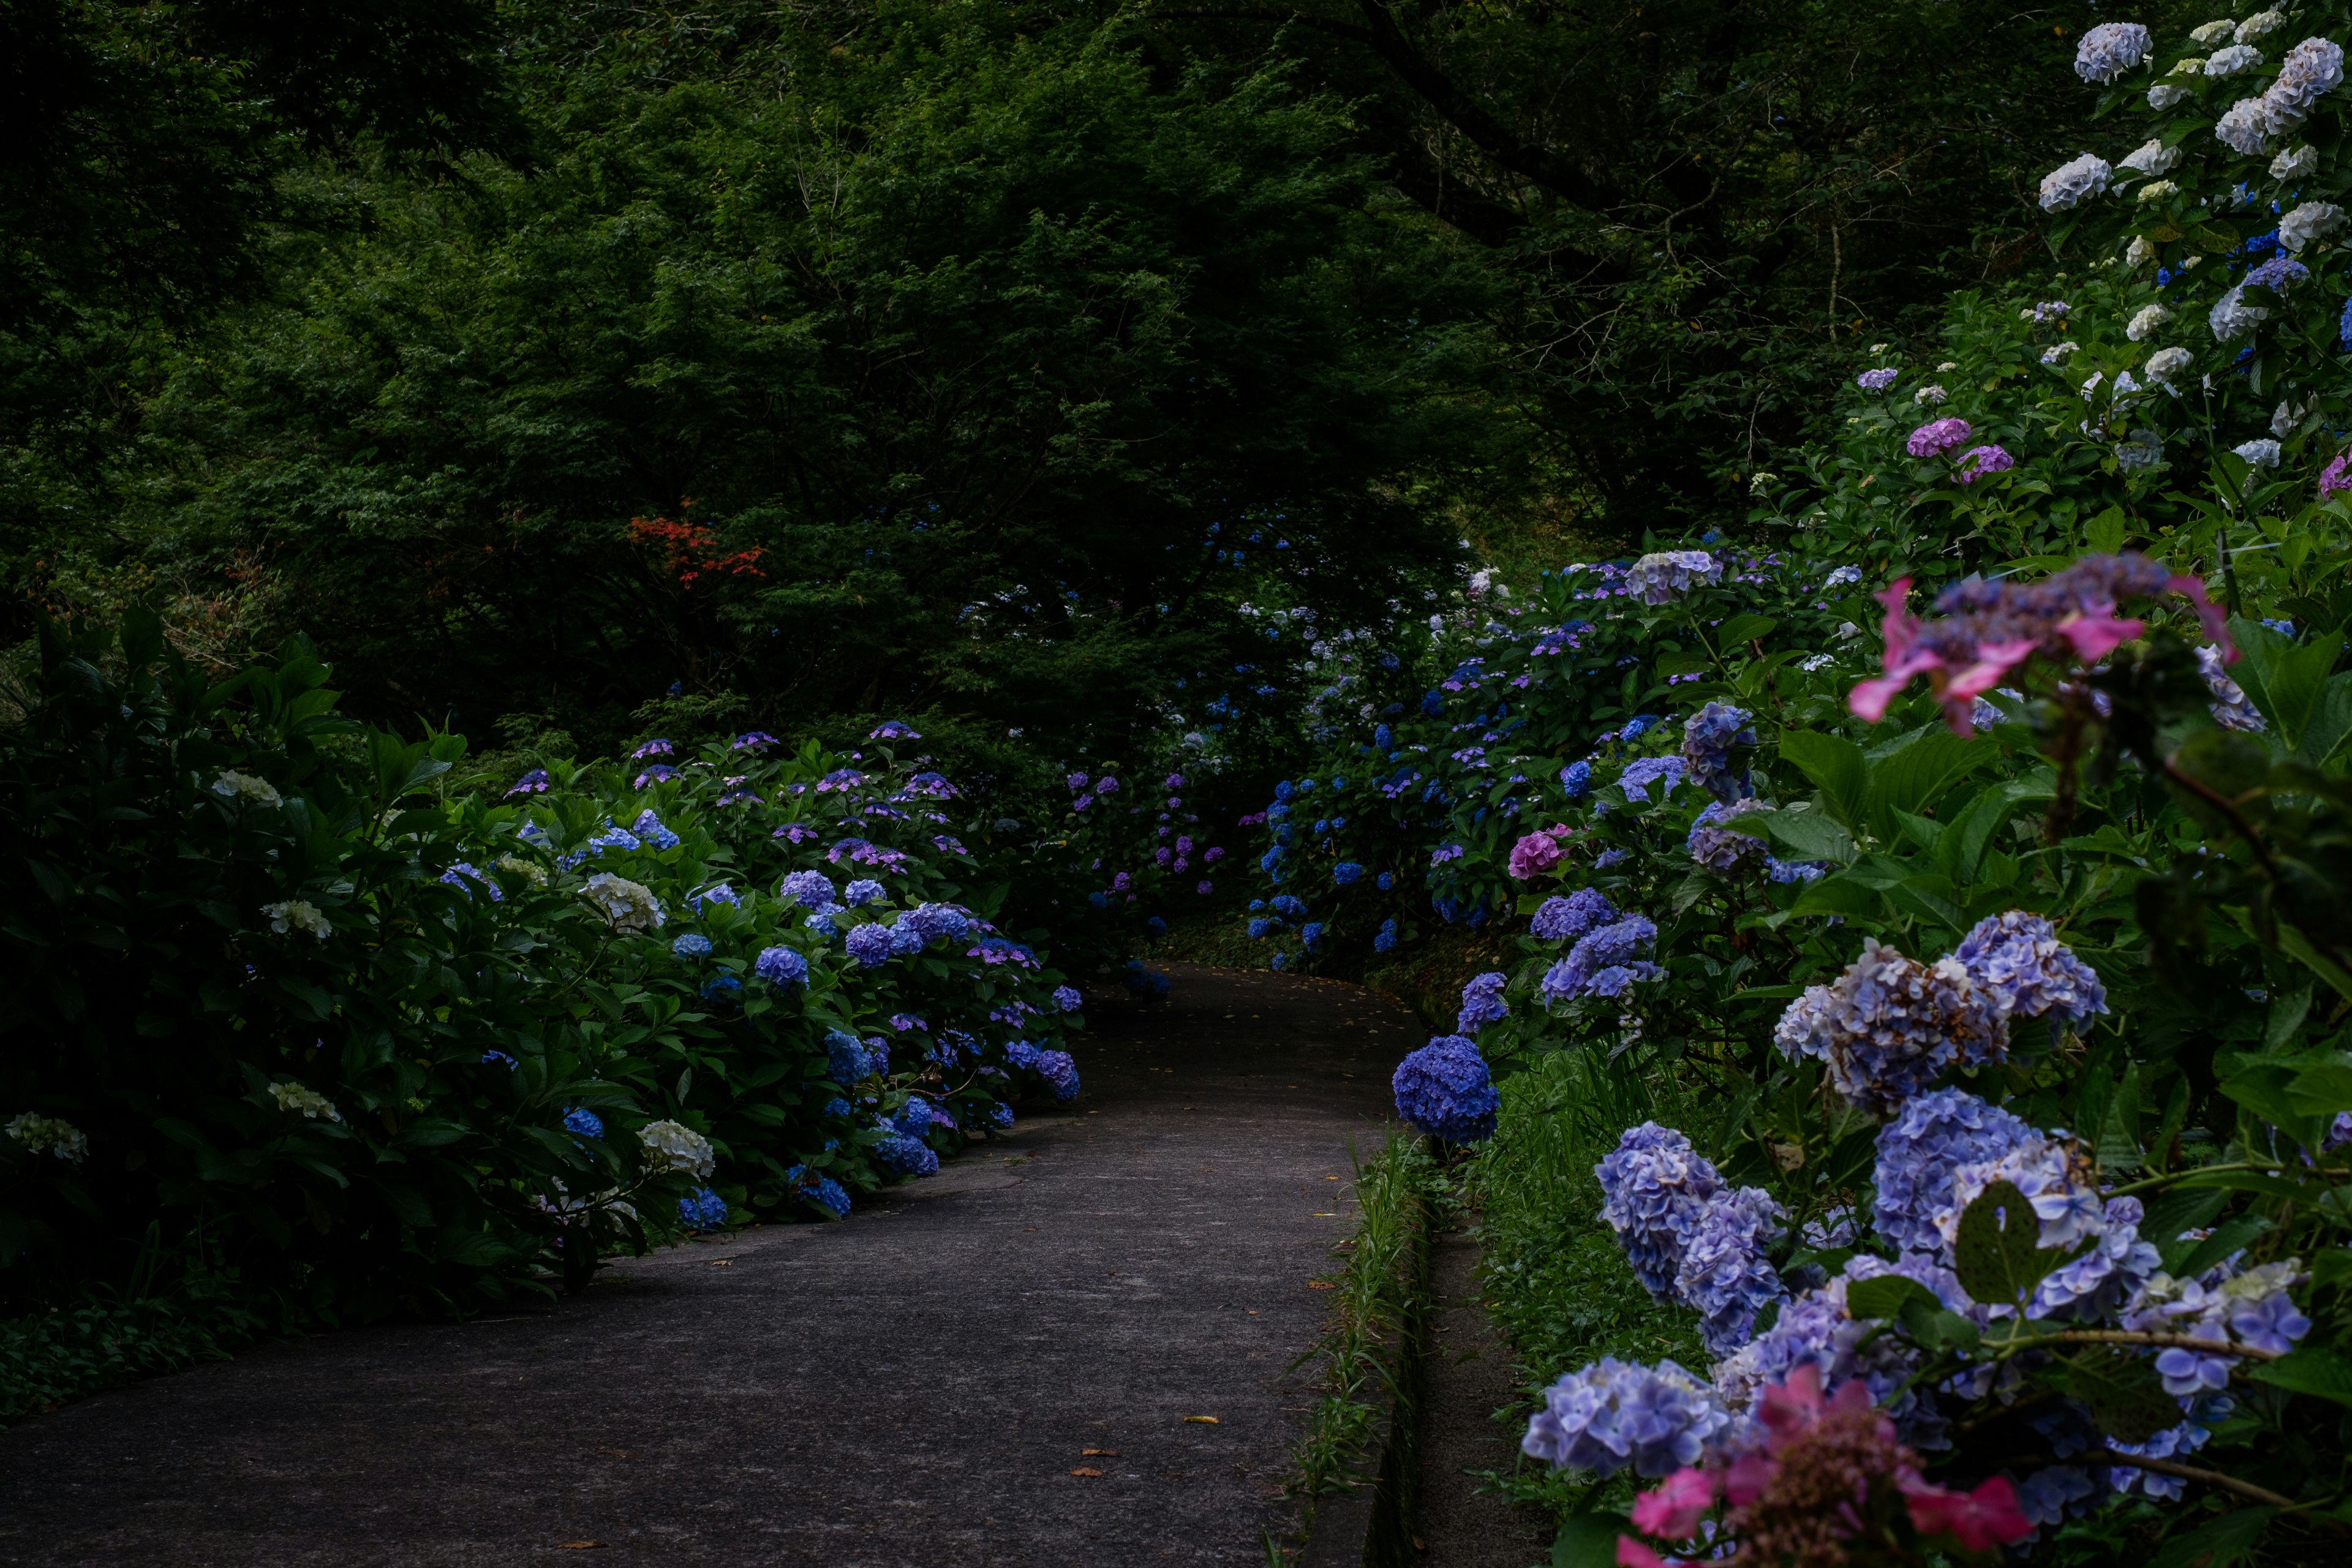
[1954,1179,2062,1308]
[2149,1507,2274,1568]
[2170,1213,2272,1280]
[1845,1274,1942,1322]
[2249,1346,2352,1408]
[1752,808,1856,865]
[2066,1345,2182,1443]
[1777,729,1869,832]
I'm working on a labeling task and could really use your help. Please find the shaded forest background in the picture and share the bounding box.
[2,0,2163,769]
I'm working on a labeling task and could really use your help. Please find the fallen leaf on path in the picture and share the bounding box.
[1183,1416,1220,1424]
[558,1543,609,1550]
[1308,1281,1336,1291]
[1082,1449,1121,1457]
[707,1259,733,1267]
[1069,1467,1105,1477]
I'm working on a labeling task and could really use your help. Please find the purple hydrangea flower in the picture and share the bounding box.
[1950,911,2108,1032]
[1687,797,1771,873]
[1856,366,1900,393]
[1617,756,1687,802]
[1596,1123,1723,1299]
[1053,986,1084,1012]
[780,870,837,908]
[1457,971,1509,1034]
[843,878,886,907]
[1542,916,1659,1004]
[1680,703,1755,802]
[1531,888,1616,943]
[753,946,807,987]
[1392,1036,1501,1143]
[1036,1049,1081,1102]
[1955,445,2015,485]
[1520,1358,1731,1477]
[844,922,895,968]
[2226,1287,2312,1354]
[1779,940,2007,1115]
[1871,1090,2035,1256]
[1675,1188,1789,1357]
[1907,417,1973,458]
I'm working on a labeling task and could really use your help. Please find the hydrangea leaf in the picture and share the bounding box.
[1714,613,1779,647]
[1549,1512,1627,1568]
[2169,1213,2272,1281]
[2144,1507,2275,1568]
[1749,808,1855,867]
[2248,1346,2352,1408]
[1953,1178,2075,1308]
[2065,1345,2190,1443]
[1776,729,1869,831]
[1844,1273,1940,1323]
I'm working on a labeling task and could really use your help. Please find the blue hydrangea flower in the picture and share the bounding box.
[1376,872,1394,891]
[1584,963,1658,998]
[785,1165,850,1218]
[780,870,837,908]
[1270,894,1307,919]
[1616,756,1686,802]
[1782,940,2008,1115]
[700,973,742,1003]
[1520,1357,1730,1477]
[844,923,894,968]
[1674,1187,1788,1357]
[1003,1041,1041,1070]
[821,1098,851,1119]
[563,1107,605,1139]
[632,810,682,851]
[1300,921,1325,952]
[1595,1123,1723,1299]
[1147,916,1168,938]
[1871,1090,2036,1255]
[1951,910,2109,1033]
[1053,986,1083,1012]
[507,768,551,797]
[804,905,843,936]
[826,1030,871,1084]
[1391,1036,1501,1143]
[1247,918,1276,939]
[438,862,503,900]
[755,945,807,987]
[672,933,713,959]
[691,883,740,910]
[1680,703,1756,803]
[1457,971,1509,1034]
[1620,714,1659,740]
[482,1050,519,1068]
[1594,848,1628,869]
[1372,918,1398,954]
[1687,797,1771,873]
[1036,1049,1081,1102]
[1540,916,1658,1003]
[1560,760,1593,799]
[988,1102,1015,1130]
[1530,888,1616,943]
[1270,951,1289,970]
[843,878,886,907]
[588,824,642,854]
[1373,724,1393,748]
[678,1187,730,1230]
[1334,862,1364,886]
[876,1134,939,1177]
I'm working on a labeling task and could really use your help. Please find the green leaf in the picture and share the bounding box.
[1954,1179,2070,1308]
[1863,727,1989,837]
[2170,1214,2271,1280]
[1777,729,1869,833]
[2147,1507,2274,1568]
[2096,1065,2143,1175]
[2294,671,2352,766]
[2228,616,2345,747]
[1551,1513,1627,1568]
[2066,1346,2187,1443]
[1752,808,1856,865]
[2249,1346,2352,1408]
[1844,1274,1940,1325]
[1714,613,1779,647]
[2084,505,2127,555]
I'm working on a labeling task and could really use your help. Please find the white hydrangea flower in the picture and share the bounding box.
[494,854,548,886]
[2279,200,2346,251]
[2126,303,2172,341]
[1798,653,1837,672]
[580,872,664,932]
[211,771,282,809]
[2038,152,2113,211]
[2237,10,2285,42]
[2272,397,2309,437]
[2210,284,2268,340]
[2076,21,2154,82]
[639,1119,717,1178]
[2170,56,2209,75]
[2217,97,2271,154]
[2149,81,2193,109]
[2137,179,2179,202]
[2235,437,2283,467]
[2116,429,2167,470]
[2041,341,2081,364]
[2145,346,2195,385]
[2126,235,2155,266]
[1935,360,1959,371]
[2120,139,2182,177]
[1915,384,1948,405]
[268,1082,342,1121]
[6,1112,89,1162]
[2206,44,2264,77]
[262,899,332,939]
[2114,370,2144,398]
[2272,143,2320,178]
[2265,37,2346,126]
[2190,21,2236,45]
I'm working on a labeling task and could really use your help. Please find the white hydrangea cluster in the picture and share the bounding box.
[494,854,548,886]
[267,1082,342,1121]
[1914,383,1948,405]
[581,872,664,932]
[2238,11,2286,43]
[2209,283,2267,341]
[2136,178,2179,202]
[6,1112,89,1162]
[2204,43,2264,77]
[2213,37,2345,154]
[2125,304,2171,341]
[2075,21,2153,83]
[2117,138,2181,177]
[1623,551,1723,605]
[2038,151,2113,211]
[2188,21,2235,46]
[2126,235,2155,266]
[2272,143,2320,178]
[638,1119,716,1178]
[2280,199,2345,252]
[2150,80,2193,110]
[2040,341,2081,364]
[262,899,332,939]
[211,771,282,808]
[2234,437,2283,468]
[2216,97,2270,154]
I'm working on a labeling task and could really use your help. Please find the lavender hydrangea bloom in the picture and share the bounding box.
[671,933,712,959]
[1585,963,1659,998]
[1950,911,2108,1031]
[1457,971,1509,1034]
[844,922,895,968]
[632,810,682,850]
[2199,645,2266,731]
[1939,1136,2157,1318]
[1856,366,1899,393]
[1687,797,1771,873]
[2227,1286,2312,1354]
[780,870,837,908]
[1795,939,2007,1115]
[1053,986,1084,1012]
[1681,703,1755,802]
[1624,551,1724,605]
[1712,1257,1961,1446]
[1906,417,1973,458]
[1521,1357,1731,1477]
[1595,1123,1724,1299]
[1392,1036,1501,1143]
[2074,21,2151,82]
[1616,756,1687,802]
[1531,888,1616,943]
[1036,1049,1082,1102]
[1544,916,1659,1004]
[843,878,886,907]
[1872,1090,2035,1256]
[1675,1188,1790,1357]
[875,1135,938,1177]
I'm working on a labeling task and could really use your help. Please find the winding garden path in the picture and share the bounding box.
[0,965,1414,1567]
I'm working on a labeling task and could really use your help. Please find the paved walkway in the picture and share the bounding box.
[0,965,1414,1567]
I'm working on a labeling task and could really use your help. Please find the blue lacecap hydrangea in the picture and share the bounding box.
[1391,1036,1500,1143]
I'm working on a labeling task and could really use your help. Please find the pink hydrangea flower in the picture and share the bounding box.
[1905,417,1973,458]
[2322,452,2352,500]
[1954,444,2014,484]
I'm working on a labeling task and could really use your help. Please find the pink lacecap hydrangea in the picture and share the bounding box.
[1905,417,1973,458]
[1954,444,2013,484]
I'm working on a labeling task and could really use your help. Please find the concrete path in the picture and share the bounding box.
[1414,1229,1553,1567]
[0,965,1416,1567]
